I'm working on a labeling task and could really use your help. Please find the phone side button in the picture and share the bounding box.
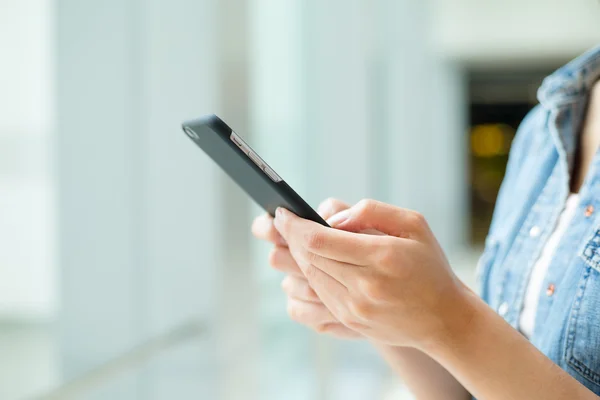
[264,166,282,183]
[248,151,262,166]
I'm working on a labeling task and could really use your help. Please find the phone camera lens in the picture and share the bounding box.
[184,127,199,140]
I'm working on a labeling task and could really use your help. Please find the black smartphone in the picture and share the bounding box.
[182,114,328,226]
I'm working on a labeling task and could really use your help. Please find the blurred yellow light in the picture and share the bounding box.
[471,124,506,157]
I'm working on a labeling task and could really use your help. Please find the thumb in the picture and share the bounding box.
[327,199,429,239]
[317,198,350,221]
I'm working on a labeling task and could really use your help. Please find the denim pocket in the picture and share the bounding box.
[568,231,600,387]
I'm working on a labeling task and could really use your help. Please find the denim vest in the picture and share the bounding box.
[477,45,600,394]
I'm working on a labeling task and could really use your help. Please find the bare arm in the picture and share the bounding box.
[423,290,595,400]
[374,343,470,400]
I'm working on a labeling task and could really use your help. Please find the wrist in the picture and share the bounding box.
[370,340,406,352]
[370,340,421,364]
[420,280,482,357]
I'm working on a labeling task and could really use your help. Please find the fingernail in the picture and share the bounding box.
[327,209,350,227]
[274,208,285,229]
[279,207,292,218]
[275,207,284,219]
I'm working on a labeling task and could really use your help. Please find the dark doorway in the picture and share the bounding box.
[468,68,558,244]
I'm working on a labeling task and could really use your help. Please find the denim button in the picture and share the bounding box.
[529,226,541,238]
[498,302,509,316]
[585,205,595,217]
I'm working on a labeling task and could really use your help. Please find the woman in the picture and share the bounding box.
[252,45,600,399]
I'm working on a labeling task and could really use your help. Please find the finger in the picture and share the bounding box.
[269,246,303,276]
[274,207,385,265]
[286,239,351,295]
[287,297,339,326]
[285,240,351,317]
[305,251,363,288]
[286,290,362,339]
[281,275,320,303]
[317,198,350,221]
[318,323,363,339]
[252,214,286,245]
[327,199,430,239]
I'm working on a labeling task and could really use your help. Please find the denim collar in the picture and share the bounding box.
[537,45,600,170]
[538,45,600,110]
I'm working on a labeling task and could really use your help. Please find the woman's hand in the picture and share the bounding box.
[251,198,363,339]
[253,199,474,399]
[272,199,474,349]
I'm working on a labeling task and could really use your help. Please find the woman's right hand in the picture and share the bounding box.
[252,198,470,400]
[251,198,363,339]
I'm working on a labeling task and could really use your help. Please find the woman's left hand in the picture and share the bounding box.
[273,199,475,350]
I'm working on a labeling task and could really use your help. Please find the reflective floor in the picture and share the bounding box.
[0,321,58,400]
[1,251,477,400]
[0,323,387,400]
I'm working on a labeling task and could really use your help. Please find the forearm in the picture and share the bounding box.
[425,289,596,400]
[373,342,470,400]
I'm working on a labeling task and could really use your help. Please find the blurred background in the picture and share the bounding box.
[1,0,599,399]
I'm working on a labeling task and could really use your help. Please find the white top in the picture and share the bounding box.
[519,193,580,338]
